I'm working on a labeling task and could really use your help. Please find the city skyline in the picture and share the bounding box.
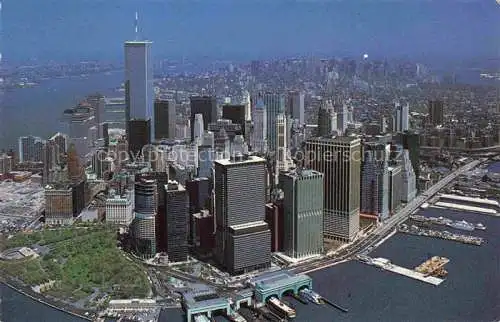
[2,0,499,65]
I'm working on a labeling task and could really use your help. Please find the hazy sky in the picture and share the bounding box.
[3,0,499,63]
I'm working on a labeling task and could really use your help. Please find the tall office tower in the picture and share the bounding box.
[214,154,271,275]
[394,102,409,132]
[305,136,361,242]
[67,143,84,184]
[132,178,157,258]
[388,165,402,215]
[251,99,267,153]
[380,116,388,134]
[102,123,110,148]
[265,201,284,252]
[44,185,74,225]
[335,102,348,135]
[18,135,44,163]
[287,91,305,125]
[198,145,214,179]
[192,210,215,254]
[400,150,417,203]
[66,103,95,161]
[242,90,252,122]
[279,169,324,259]
[428,100,444,126]
[264,92,285,151]
[87,94,105,138]
[190,96,217,142]
[186,177,211,215]
[128,119,151,157]
[275,114,290,176]
[222,104,246,135]
[164,181,189,262]
[42,140,60,185]
[193,113,205,145]
[360,142,390,220]
[396,131,420,181]
[0,154,12,175]
[105,195,134,225]
[317,99,337,137]
[50,132,68,156]
[154,99,176,140]
[202,131,215,148]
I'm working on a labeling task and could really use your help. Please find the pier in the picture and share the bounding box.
[398,224,484,246]
[433,202,498,216]
[359,257,444,286]
[321,298,348,313]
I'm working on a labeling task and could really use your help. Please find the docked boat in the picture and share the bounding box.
[475,223,486,230]
[299,289,323,305]
[447,220,474,232]
[268,297,296,319]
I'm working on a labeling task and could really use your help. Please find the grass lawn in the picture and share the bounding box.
[0,226,150,302]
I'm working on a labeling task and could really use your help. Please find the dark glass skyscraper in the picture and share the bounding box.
[190,96,217,142]
[214,155,271,275]
[164,181,189,262]
[154,99,176,140]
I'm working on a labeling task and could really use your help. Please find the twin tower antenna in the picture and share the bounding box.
[134,11,139,40]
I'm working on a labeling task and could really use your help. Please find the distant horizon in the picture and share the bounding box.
[2,0,499,67]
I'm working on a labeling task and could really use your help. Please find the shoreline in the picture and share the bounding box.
[1,279,92,321]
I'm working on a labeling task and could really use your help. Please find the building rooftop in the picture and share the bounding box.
[230,221,268,231]
[306,135,361,145]
[125,40,153,45]
[281,169,323,179]
[214,155,265,166]
[183,291,229,310]
[249,270,311,291]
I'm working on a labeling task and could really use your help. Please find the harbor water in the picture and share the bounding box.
[161,207,500,322]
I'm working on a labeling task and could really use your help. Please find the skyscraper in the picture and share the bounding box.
[132,178,157,258]
[400,149,417,203]
[305,136,361,242]
[279,169,324,259]
[317,99,337,137]
[388,165,403,215]
[275,114,290,177]
[251,99,267,153]
[428,100,444,126]
[42,140,60,185]
[222,104,246,134]
[360,142,390,220]
[193,113,205,145]
[394,102,409,132]
[190,96,217,142]
[125,40,154,151]
[154,99,176,140]
[264,93,285,151]
[18,135,44,163]
[214,154,271,275]
[164,181,189,262]
[288,91,305,125]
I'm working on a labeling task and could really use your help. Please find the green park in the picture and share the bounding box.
[0,226,150,306]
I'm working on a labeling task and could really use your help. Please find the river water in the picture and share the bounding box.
[161,205,500,322]
[0,72,123,151]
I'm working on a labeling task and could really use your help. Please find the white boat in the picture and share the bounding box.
[447,220,475,232]
[475,223,486,230]
[268,297,296,318]
[299,289,323,305]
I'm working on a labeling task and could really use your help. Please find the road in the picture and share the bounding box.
[291,159,481,274]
